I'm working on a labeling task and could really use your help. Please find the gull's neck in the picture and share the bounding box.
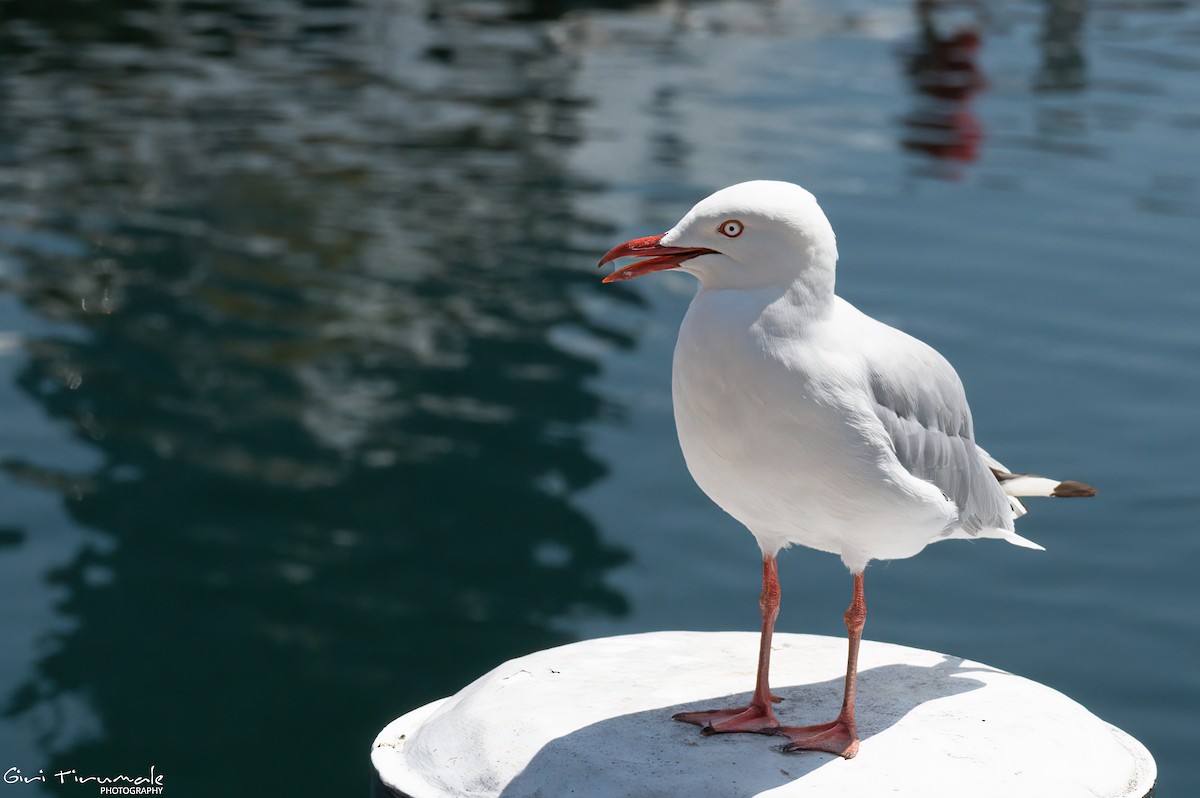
[696,250,837,323]
[782,258,836,320]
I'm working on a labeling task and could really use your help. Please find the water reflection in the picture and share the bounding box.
[899,0,1095,173]
[0,0,632,793]
[1037,0,1087,92]
[900,0,987,167]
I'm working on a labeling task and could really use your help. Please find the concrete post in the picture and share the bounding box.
[372,632,1155,798]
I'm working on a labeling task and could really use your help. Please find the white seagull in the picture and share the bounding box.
[598,180,1094,759]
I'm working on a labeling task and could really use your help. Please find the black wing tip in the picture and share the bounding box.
[1052,480,1097,498]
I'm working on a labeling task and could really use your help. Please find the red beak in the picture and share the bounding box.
[597,234,718,283]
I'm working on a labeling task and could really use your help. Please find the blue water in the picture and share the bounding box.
[0,0,1197,795]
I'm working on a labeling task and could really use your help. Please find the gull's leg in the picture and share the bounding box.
[673,555,783,735]
[776,571,865,759]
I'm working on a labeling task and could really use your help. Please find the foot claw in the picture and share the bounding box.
[775,719,859,759]
[673,704,779,735]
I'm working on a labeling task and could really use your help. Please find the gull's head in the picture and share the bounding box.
[598,180,838,291]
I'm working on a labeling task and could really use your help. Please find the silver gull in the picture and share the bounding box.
[598,180,1095,758]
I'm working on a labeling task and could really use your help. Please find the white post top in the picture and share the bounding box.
[372,632,1155,798]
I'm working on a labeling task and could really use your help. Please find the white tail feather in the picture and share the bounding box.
[973,526,1045,551]
[999,476,1061,497]
[972,446,1092,552]
[1000,530,1045,551]
[977,446,1096,499]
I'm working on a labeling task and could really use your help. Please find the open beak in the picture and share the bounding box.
[597,234,718,283]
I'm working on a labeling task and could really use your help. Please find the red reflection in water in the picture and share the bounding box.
[902,1,987,166]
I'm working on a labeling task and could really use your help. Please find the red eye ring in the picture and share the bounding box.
[719,219,744,238]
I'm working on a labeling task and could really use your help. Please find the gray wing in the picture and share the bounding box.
[862,326,1013,535]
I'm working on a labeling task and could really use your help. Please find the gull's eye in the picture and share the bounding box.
[718,219,744,238]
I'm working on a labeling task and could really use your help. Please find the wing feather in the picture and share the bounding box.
[862,327,1013,535]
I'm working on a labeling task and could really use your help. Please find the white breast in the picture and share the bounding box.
[671,288,956,568]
